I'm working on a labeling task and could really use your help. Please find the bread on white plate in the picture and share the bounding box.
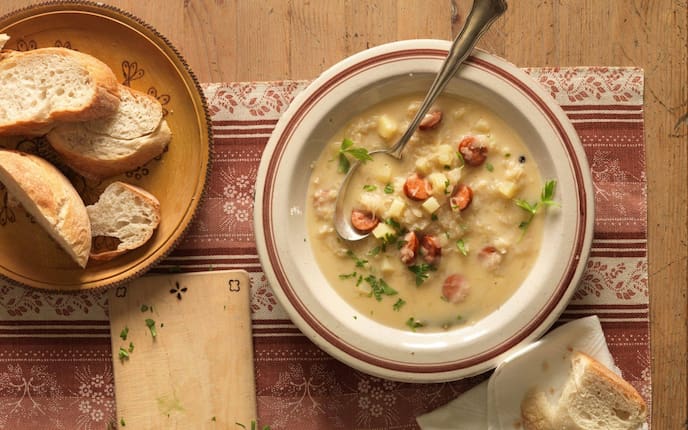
[87,181,160,261]
[0,149,91,268]
[521,351,647,430]
[46,84,171,180]
[0,47,120,136]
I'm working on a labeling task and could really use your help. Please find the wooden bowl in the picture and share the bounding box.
[0,1,212,290]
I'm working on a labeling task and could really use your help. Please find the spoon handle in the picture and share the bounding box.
[388,0,508,158]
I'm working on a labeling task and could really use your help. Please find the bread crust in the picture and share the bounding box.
[47,85,171,180]
[0,149,91,267]
[572,352,647,416]
[520,351,647,430]
[0,47,120,136]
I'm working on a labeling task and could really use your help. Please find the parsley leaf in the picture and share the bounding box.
[119,326,129,341]
[118,347,130,360]
[456,239,468,256]
[337,138,373,173]
[145,318,157,338]
[408,263,436,286]
[363,184,377,192]
[393,298,406,311]
[406,317,424,332]
[384,184,394,194]
[364,275,398,301]
[346,250,368,268]
[514,179,559,233]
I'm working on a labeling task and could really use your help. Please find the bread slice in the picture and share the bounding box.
[87,181,160,261]
[46,84,171,180]
[0,149,91,267]
[0,47,120,136]
[521,352,647,430]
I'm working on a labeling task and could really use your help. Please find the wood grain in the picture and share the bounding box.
[0,0,685,426]
[108,270,256,429]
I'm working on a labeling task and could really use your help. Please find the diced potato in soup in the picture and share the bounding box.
[306,94,551,332]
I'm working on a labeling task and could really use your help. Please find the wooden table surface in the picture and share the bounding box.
[1,0,685,427]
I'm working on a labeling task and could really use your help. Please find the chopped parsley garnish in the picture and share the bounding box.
[456,151,465,166]
[364,275,398,301]
[443,179,451,194]
[486,162,494,172]
[393,298,406,311]
[367,246,382,256]
[408,263,435,286]
[119,326,129,341]
[514,179,559,232]
[120,417,126,427]
[140,304,153,313]
[363,184,377,192]
[456,239,468,256]
[431,213,438,221]
[384,183,394,194]
[145,318,157,338]
[406,317,424,331]
[118,347,130,360]
[337,138,373,173]
[339,271,358,280]
[236,420,271,430]
[346,250,368,268]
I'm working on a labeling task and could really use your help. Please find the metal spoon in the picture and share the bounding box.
[334,0,508,241]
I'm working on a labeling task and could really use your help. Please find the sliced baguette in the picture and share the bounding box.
[0,149,91,267]
[0,47,120,136]
[521,352,647,430]
[87,181,160,261]
[47,84,171,180]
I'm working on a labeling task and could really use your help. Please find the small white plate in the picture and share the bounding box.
[487,316,617,429]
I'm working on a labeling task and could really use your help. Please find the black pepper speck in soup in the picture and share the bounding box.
[306,94,551,332]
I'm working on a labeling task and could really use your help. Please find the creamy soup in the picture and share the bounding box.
[306,94,551,332]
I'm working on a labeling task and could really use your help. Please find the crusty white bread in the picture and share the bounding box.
[0,47,120,136]
[87,181,160,261]
[46,84,171,180]
[0,149,91,267]
[521,352,647,430]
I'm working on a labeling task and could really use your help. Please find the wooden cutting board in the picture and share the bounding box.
[108,270,256,429]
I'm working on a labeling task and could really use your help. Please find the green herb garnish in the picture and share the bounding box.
[128,342,135,353]
[119,326,129,341]
[236,420,271,430]
[145,318,157,338]
[456,151,465,166]
[406,317,424,332]
[338,138,373,173]
[393,298,406,311]
[364,275,398,301]
[118,347,130,360]
[120,417,126,427]
[514,179,559,232]
[384,183,394,194]
[408,263,435,286]
[363,184,377,192]
[456,239,468,256]
[486,162,494,172]
[140,304,149,312]
[339,271,358,280]
[346,250,368,268]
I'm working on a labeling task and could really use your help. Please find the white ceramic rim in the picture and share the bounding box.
[255,39,594,382]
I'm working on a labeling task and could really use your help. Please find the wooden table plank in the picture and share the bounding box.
[0,1,685,427]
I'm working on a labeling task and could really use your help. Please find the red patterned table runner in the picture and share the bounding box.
[0,68,647,429]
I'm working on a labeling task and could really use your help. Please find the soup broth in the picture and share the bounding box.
[306,94,547,332]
